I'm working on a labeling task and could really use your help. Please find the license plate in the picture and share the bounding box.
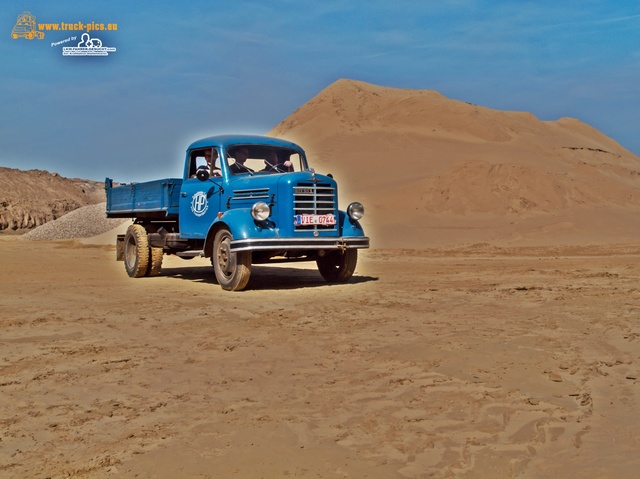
[294,214,336,226]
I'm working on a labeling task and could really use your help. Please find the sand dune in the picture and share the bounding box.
[270,79,640,248]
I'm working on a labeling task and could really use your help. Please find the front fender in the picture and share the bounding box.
[219,209,282,239]
[338,210,366,237]
[204,209,281,257]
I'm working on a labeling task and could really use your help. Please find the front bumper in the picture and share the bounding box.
[230,236,370,252]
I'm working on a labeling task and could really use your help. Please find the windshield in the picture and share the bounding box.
[225,145,305,175]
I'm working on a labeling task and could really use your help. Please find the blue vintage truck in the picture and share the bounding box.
[105,135,369,291]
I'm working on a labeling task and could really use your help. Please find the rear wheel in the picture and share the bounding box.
[147,247,164,276]
[124,224,150,278]
[212,228,251,291]
[317,249,358,283]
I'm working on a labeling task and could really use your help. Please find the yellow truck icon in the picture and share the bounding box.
[11,11,44,40]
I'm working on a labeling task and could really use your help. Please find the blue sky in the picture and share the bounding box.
[1,0,639,182]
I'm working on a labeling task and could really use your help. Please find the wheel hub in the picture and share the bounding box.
[217,240,232,275]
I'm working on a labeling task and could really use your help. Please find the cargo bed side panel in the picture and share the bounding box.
[106,178,182,218]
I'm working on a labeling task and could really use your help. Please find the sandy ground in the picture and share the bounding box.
[1,237,640,478]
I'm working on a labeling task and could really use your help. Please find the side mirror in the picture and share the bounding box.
[196,166,210,181]
[327,173,333,179]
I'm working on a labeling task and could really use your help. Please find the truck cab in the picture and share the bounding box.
[106,135,369,291]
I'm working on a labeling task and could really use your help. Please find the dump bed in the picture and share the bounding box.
[105,178,182,218]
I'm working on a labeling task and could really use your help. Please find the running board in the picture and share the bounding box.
[175,250,205,258]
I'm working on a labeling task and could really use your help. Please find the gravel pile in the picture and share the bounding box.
[21,203,129,241]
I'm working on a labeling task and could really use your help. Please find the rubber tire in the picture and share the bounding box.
[212,229,251,291]
[124,224,150,278]
[147,247,164,277]
[317,249,358,283]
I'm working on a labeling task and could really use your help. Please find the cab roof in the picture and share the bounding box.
[187,135,303,152]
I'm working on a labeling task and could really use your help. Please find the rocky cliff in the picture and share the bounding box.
[0,168,105,233]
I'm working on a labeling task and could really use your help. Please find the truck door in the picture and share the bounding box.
[179,148,223,238]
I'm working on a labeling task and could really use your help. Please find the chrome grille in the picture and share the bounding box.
[293,183,337,231]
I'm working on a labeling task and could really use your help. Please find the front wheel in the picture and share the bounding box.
[212,229,252,291]
[316,249,358,283]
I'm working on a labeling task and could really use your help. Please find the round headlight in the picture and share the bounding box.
[347,202,364,221]
[251,202,271,221]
